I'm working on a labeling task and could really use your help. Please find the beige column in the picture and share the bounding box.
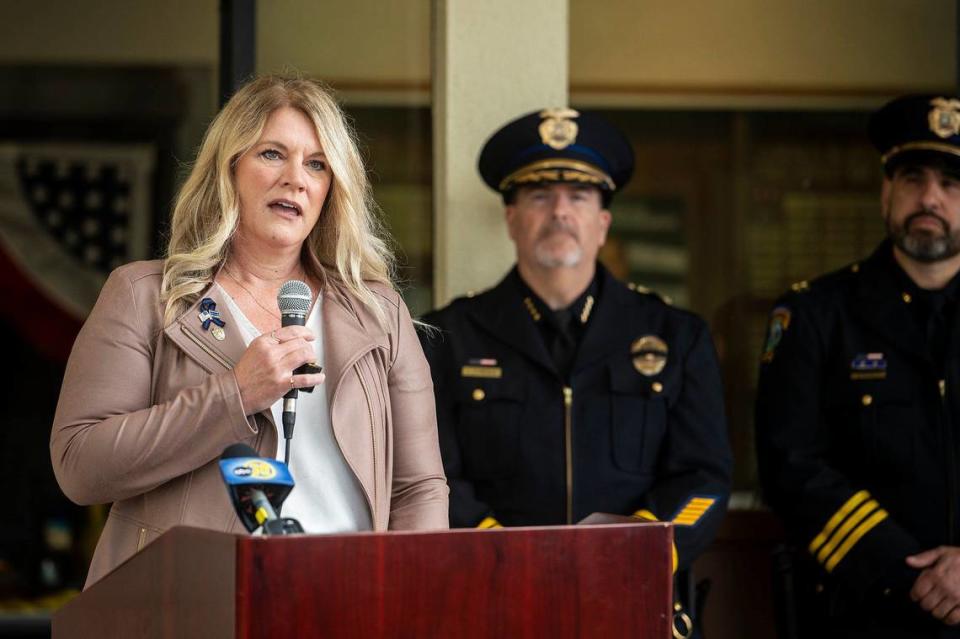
[432,0,568,307]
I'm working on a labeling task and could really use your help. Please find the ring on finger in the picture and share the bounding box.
[270,330,279,343]
[290,376,295,388]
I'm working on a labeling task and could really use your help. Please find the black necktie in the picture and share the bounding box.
[549,308,578,378]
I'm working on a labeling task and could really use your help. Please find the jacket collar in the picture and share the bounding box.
[572,266,640,373]
[164,281,247,374]
[466,268,555,373]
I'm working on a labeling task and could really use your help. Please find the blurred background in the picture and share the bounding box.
[0,1,953,637]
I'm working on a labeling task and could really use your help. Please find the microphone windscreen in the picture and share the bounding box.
[222,443,258,459]
[277,280,312,315]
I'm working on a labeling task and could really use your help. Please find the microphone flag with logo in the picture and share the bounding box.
[219,443,304,535]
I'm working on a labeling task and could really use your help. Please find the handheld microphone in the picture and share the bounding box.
[219,443,304,535]
[277,281,315,455]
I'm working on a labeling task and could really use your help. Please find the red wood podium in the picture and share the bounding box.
[53,522,672,638]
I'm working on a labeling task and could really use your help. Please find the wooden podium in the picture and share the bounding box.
[53,522,672,638]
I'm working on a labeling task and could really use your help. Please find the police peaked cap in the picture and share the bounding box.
[869,94,960,171]
[478,108,634,196]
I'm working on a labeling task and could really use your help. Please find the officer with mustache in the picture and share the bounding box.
[757,95,960,638]
[419,109,733,634]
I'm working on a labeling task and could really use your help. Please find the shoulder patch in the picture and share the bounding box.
[628,282,673,305]
[760,306,791,363]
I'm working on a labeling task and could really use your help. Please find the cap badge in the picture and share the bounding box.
[538,108,580,150]
[928,97,960,139]
[631,335,668,376]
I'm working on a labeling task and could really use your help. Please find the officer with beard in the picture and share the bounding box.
[757,95,960,638]
[419,109,733,630]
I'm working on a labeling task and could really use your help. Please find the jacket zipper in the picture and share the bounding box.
[941,378,957,544]
[564,386,573,525]
[180,324,233,370]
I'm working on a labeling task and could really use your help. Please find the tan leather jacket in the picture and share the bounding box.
[51,260,448,588]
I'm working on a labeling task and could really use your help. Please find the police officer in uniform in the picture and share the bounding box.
[756,95,960,638]
[419,109,733,630]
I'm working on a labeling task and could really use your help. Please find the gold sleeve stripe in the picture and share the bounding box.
[477,516,502,529]
[672,497,716,527]
[815,500,879,564]
[808,490,870,555]
[825,509,889,573]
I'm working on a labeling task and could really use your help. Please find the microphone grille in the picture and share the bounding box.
[277,280,313,314]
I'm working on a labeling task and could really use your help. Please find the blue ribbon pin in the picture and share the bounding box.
[198,298,226,331]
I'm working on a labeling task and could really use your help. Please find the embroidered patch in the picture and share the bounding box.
[760,306,791,363]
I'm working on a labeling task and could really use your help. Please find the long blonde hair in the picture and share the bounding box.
[161,75,395,327]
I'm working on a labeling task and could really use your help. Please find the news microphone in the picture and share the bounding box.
[219,443,304,535]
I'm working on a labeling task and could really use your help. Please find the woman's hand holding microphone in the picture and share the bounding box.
[233,325,325,415]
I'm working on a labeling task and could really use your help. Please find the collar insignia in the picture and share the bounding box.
[523,296,543,322]
[579,295,595,324]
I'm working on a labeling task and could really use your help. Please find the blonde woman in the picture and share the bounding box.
[51,75,448,588]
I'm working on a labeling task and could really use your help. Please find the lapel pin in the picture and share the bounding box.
[198,298,226,341]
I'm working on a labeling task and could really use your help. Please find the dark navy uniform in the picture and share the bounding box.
[420,264,732,571]
[757,243,960,638]
[756,94,960,638]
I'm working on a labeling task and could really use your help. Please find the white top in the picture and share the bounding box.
[218,283,372,534]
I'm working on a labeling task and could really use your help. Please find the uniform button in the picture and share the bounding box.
[472,388,485,401]
[883,588,892,596]
[652,382,663,393]
[902,292,912,303]
[815,583,824,594]
[861,394,873,406]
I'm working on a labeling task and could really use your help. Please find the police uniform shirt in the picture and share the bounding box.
[756,239,960,638]
[419,263,733,572]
